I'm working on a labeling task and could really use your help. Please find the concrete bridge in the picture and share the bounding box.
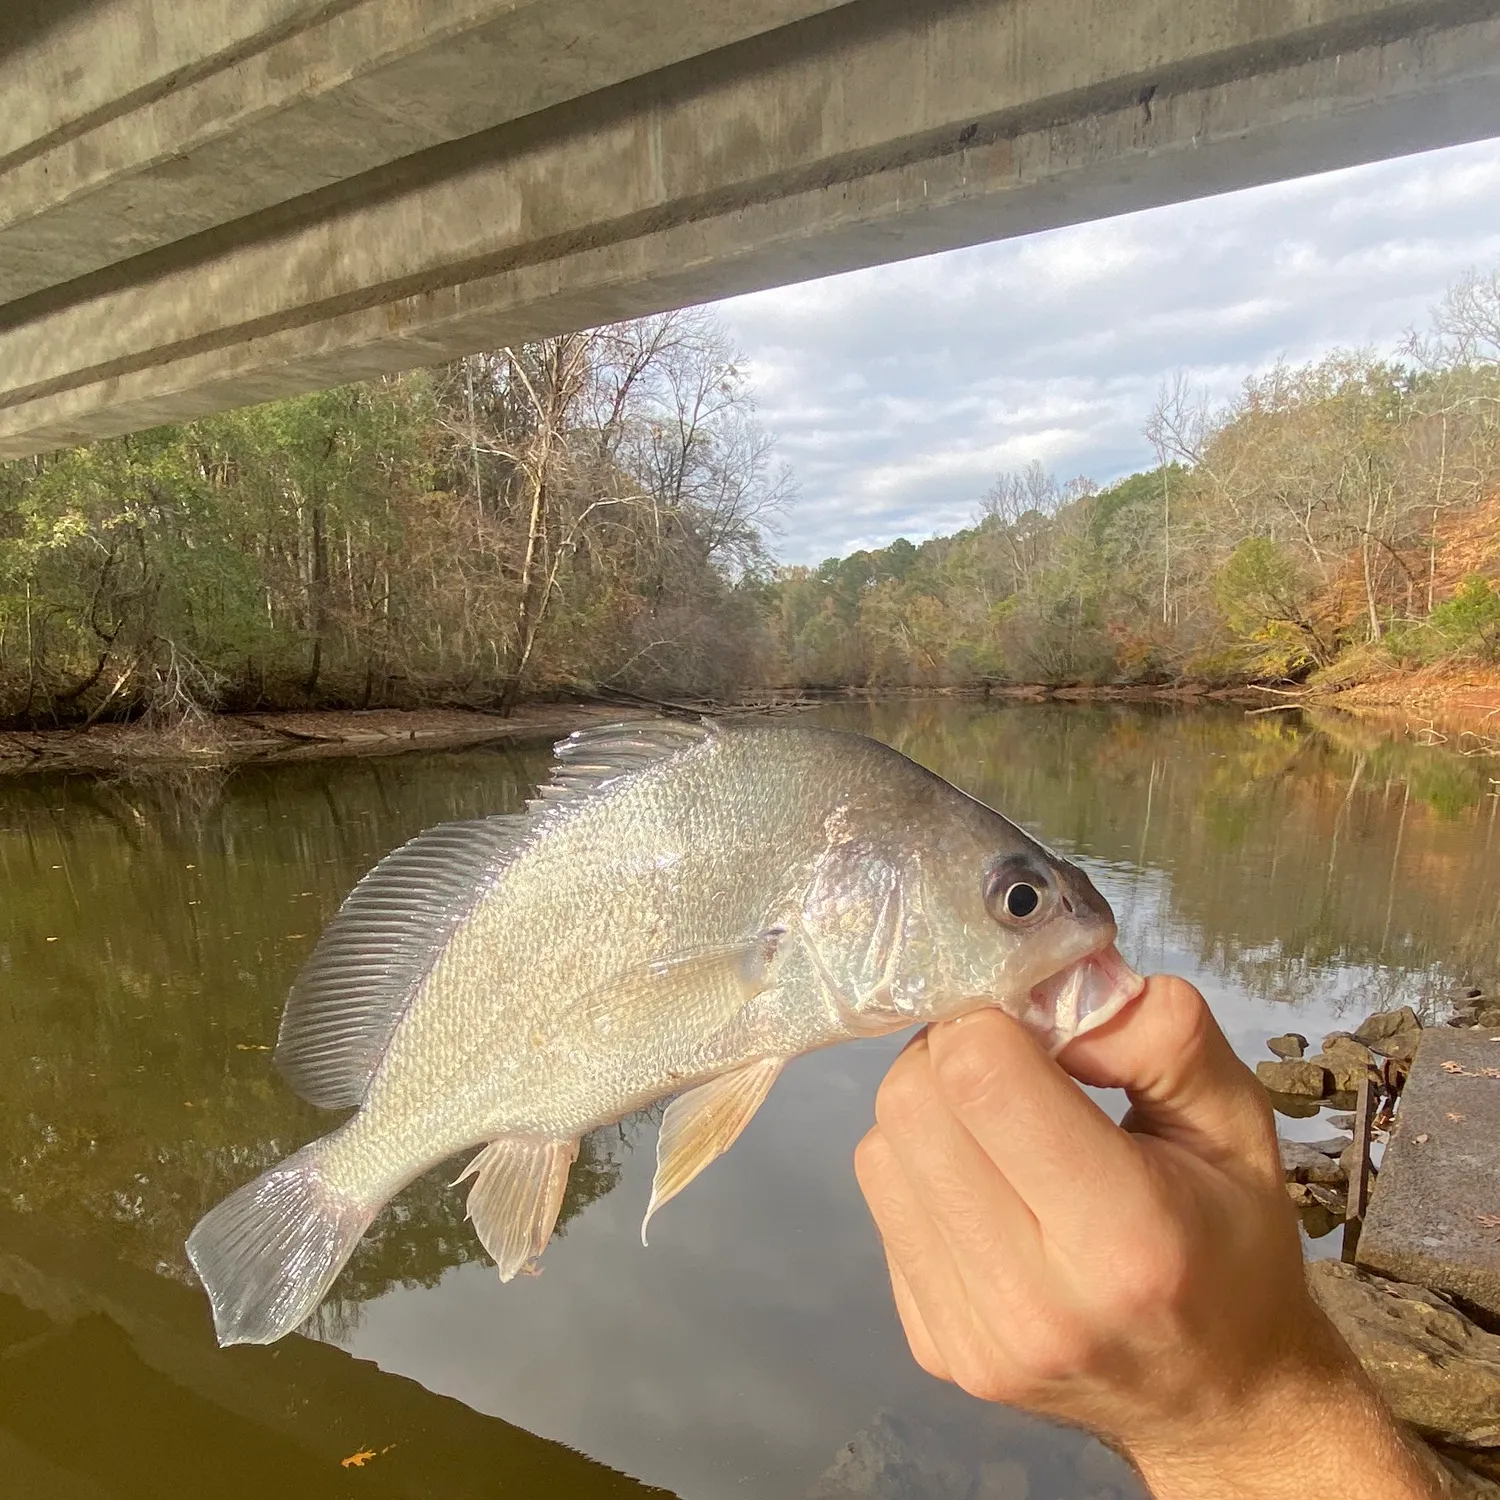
[2,0,1498,459]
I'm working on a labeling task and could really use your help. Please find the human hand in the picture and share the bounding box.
[855,975,1441,1499]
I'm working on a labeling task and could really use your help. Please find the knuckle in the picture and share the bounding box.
[874,1055,934,1134]
[912,1342,952,1384]
[852,1129,891,1192]
[1012,1312,1095,1386]
[947,1347,1012,1404]
[933,1032,1007,1116]
[1109,1235,1191,1319]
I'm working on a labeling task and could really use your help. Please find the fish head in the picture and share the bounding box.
[884,814,1143,1054]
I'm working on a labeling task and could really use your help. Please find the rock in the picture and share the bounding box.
[1267,1032,1308,1060]
[1356,1006,1422,1043]
[1356,1006,1424,1062]
[1289,1187,1344,1239]
[1327,1112,1357,1131]
[1279,1138,1347,1185]
[1307,1261,1500,1449]
[1309,1036,1375,1093]
[1434,1452,1500,1498]
[1477,1010,1500,1031]
[1255,1059,1330,1097]
[809,1410,984,1497]
[1302,1134,1354,1156]
[1266,1091,1323,1118]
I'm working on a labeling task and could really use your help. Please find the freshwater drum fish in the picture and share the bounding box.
[187,719,1143,1346]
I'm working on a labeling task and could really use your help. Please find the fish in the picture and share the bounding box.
[186,718,1143,1346]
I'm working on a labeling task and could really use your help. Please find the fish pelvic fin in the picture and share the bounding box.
[185,1135,380,1347]
[455,1137,580,1281]
[643,1057,784,1246]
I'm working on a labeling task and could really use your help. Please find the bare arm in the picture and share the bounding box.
[854,974,1442,1499]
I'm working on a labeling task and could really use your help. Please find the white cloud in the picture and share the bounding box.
[717,137,1500,565]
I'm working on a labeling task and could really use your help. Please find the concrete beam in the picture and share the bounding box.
[2,0,1498,458]
[0,0,848,303]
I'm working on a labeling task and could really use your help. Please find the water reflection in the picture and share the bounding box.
[0,704,1495,1498]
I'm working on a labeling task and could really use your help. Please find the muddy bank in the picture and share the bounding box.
[1322,666,1500,741]
[0,704,628,779]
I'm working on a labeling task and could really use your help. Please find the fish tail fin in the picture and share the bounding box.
[185,1134,380,1347]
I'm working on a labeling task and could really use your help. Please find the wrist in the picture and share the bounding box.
[1125,1312,1439,1500]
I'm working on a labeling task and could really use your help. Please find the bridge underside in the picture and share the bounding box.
[2,0,1498,458]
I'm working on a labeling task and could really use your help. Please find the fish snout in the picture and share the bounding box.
[1051,857,1116,938]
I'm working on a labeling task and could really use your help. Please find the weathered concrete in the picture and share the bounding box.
[2,0,1499,456]
[1358,1030,1500,1322]
[0,1,847,302]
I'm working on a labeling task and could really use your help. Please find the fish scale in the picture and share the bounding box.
[187,718,1143,1346]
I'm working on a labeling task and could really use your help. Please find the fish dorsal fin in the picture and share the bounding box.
[276,719,711,1110]
[275,816,525,1109]
[527,718,714,812]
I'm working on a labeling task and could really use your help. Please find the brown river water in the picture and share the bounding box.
[1,701,1496,1499]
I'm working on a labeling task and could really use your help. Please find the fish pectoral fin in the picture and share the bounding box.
[642,1057,784,1245]
[455,1136,579,1281]
[582,930,785,1038]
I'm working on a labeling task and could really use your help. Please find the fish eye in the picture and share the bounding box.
[983,860,1051,927]
[1004,882,1040,919]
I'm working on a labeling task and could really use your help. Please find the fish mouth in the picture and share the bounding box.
[1023,941,1145,1056]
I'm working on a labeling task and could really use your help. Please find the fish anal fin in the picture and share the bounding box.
[456,1136,579,1281]
[584,930,785,1038]
[643,1057,784,1244]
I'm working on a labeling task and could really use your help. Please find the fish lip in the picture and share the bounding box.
[1026,939,1145,1056]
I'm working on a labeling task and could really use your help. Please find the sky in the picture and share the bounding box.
[716,136,1500,567]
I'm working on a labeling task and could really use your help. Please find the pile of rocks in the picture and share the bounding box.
[1279,1132,1360,1233]
[1254,1004,1423,1103]
[1446,986,1499,1030]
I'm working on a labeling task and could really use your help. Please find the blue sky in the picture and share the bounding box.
[717,136,1500,567]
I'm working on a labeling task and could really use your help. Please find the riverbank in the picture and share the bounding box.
[0,705,628,779]
[1,670,1494,778]
[1325,664,1500,741]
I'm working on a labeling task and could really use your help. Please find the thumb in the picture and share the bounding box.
[1057,974,1279,1179]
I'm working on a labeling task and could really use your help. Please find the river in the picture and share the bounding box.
[1,700,1496,1499]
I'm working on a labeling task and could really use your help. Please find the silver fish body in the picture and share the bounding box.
[187,719,1142,1346]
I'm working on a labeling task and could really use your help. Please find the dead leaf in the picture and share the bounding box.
[234,1043,272,1052]
[1442,1060,1465,1074]
[1415,1133,1430,1144]
[340,1444,396,1469]
[1448,1112,1467,1122]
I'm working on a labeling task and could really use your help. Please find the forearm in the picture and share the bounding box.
[1128,1336,1442,1500]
